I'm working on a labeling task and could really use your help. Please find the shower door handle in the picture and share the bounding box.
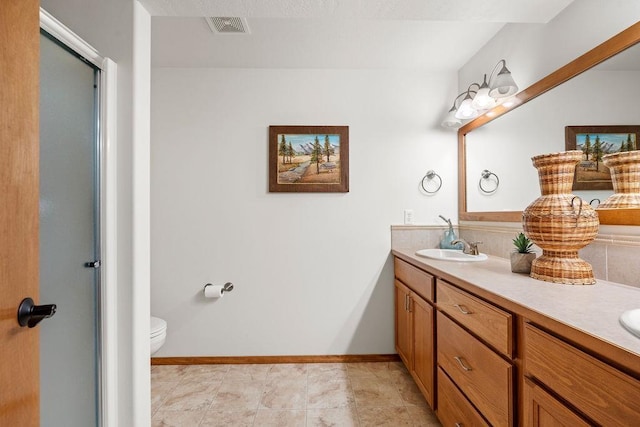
[17,297,57,328]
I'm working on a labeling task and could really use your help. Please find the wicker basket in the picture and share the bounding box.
[522,151,599,285]
[598,150,640,209]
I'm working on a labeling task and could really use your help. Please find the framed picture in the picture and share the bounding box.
[269,125,349,193]
[565,125,639,190]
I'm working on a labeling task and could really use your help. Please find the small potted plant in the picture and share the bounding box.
[511,232,536,274]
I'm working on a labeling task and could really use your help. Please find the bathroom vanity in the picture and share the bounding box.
[392,249,640,426]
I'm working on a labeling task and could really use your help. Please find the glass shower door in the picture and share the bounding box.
[39,31,101,426]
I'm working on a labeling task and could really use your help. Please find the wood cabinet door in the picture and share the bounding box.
[395,280,412,368]
[523,378,591,427]
[412,293,434,408]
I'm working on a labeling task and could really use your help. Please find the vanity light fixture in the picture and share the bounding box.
[471,74,496,110]
[488,59,519,98]
[441,59,519,129]
[454,83,481,120]
[441,86,479,128]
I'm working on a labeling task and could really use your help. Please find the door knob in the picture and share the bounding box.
[17,297,57,328]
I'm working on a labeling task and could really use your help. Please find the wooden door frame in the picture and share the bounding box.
[40,9,119,426]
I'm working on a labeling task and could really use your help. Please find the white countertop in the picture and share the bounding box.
[392,248,640,358]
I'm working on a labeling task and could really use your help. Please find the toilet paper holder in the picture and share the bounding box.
[203,282,234,294]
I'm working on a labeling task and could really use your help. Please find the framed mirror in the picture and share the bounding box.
[458,22,640,226]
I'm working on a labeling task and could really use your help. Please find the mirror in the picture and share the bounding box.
[459,22,640,225]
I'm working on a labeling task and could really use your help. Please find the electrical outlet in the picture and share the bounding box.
[404,209,414,225]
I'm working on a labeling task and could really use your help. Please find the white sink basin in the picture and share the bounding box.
[415,248,488,262]
[620,309,640,338]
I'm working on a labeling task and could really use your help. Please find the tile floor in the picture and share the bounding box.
[151,362,442,426]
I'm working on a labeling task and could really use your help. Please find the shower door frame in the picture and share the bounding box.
[40,9,119,427]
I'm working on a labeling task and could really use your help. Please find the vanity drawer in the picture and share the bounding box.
[394,258,434,302]
[524,323,640,426]
[437,279,512,357]
[437,367,489,427]
[437,312,513,427]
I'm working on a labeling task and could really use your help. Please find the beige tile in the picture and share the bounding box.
[307,363,349,382]
[306,407,359,427]
[182,364,229,382]
[226,364,270,381]
[212,380,264,410]
[388,362,412,384]
[579,241,607,281]
[391,229,415,250]
[260,378,307,409]
[253,409,306,426]
[357,406,412,426]
[406,405,441,426]
[266,363,308,381]
[151,410,206,427]
[161,381,221,411]
[151,365,190,382]
[151,381,179,415]
[199,409,256,427]
[346,362,392,380]
[351,378,404,408]
[607,243,640,287]
[388,361,409,374]
[396,379,428,407]
[307,379,354,409]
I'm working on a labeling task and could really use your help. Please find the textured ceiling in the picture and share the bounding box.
[146,0,575,69]
[141,0,573,21]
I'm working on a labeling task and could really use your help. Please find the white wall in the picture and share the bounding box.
[459,0,640,92]
[457,0,640,214]
[466,69,640,212]
[40,1,150,425]
[151,68,457,356]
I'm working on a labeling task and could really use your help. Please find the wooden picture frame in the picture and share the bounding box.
[565,125,639,190]
[269,125,349,193]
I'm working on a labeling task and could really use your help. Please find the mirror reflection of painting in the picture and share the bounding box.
[576,133,636,186]
[566,126,639,190]
[277,133,341,184]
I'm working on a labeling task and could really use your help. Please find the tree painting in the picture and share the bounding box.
[621,133,635,151]
[279,134,288,164]
[311,135,322,174]
[272,129,344,187]
[583,134,591,159]
[568,126,640,190]
[323,134,332,162]
[287,141,294,163]
[591,135,603,170]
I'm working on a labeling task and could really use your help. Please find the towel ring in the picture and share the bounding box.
[421,170,442,194]
[479,170,499,194]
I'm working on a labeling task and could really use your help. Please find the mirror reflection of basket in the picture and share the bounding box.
[522,151,599,285]
[597,150,640,209]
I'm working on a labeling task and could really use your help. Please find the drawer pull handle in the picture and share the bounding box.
[454,356,472,371]
[455,423,463,427]
[453,304,471,314]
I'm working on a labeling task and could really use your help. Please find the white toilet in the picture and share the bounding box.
[150,316,167,355]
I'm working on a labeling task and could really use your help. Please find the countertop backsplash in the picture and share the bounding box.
[391,222,640,288]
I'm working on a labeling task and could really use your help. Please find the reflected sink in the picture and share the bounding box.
[415,248,488,262]
[620,309,640,338]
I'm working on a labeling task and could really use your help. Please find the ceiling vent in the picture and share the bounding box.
[205,17,250,34]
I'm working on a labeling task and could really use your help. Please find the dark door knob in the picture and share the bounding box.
[17,297,57,328]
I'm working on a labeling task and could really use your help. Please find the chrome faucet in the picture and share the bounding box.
[451,239,483,256]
